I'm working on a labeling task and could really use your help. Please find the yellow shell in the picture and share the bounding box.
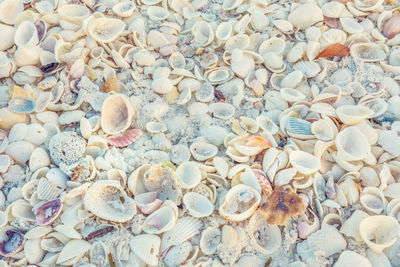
[0,108,26,130]
[12,85,34,99]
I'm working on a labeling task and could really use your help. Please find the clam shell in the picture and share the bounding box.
[35,199,62,226]
[169,144,191,165]
[360,187,386,214]
[83,180,137,222]
[112,1,136,18]
[0,228,24,257]
[289,151,321,175]
[183,192,214,218]
[190,142,218,161]
[56,239,90,265]
[192,21,214,47]
[259,37,286,55]
[350,43,387,62]
[8,97,36,114]
[130,234,160,266]
[263,52,285,73]
[100,94,134,135]
[200,227,221,255]
[294,61,321,78]
[334,250,372,267]
[248,211,281,254]
[58,4,90,25]
[383,15,400,39]
[14,20,38,47]
[87,17,125,43]
[359,215,399,254]
[143,205,177,234]
[205,67,233,84]
[208,102,235,120]
[134,192,162,215]
[288,4,323,30]
[216,22,232,41]
[219,184,261,222]
[335,126,371,161]
[176,162,202,189]
[336,105,373,125]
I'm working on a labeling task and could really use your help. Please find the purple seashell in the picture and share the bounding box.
[35,199,63,226]
[40,62,59,73]
[0,230,24,257]
[34,20,46,42]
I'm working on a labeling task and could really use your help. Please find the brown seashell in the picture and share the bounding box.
[104,129,142,148]
[101,76,119,93]
[383,15,400,39]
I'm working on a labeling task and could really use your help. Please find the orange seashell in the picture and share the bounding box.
[315,43,350,59]
[383,15,400,39]
[101,76,119,93]
[253,170,273,196]
[244,136,272,149]
[104,129,142,148]
[0,108,26,131]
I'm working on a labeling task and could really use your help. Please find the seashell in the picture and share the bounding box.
[335,126,370,161]
[5,141,35,165]
[84,180,137,222]
[130,234,160,266]
[169,144,191,165]
[284,117,312,137]
[350,43,386,62]
[259,37,286,55]
[208,102,235,120]
[135,192,162,215]
[311,119,336,141]
[8,97,36,114]
[248,211,281,254]
[35,199,62,226]
[263,52,285,73]
[383,15,400,39]
[148,6,169,21]
[56,239,91,265]
[195,82,214,103]
[204,67,233,84]
[190,142,218,161]
[216,22,232,41]
[143,204,177,234]
[0,229,24,257]
[87,17,125,43]
[360,187,386,214]
[176,162,202,189]
[29,147,50,172]
[128,164,150,195]
[340,17,364,34]
[101,94,134,135]
[280,88,306,102]
[0,24,15,51]
[321,1,346,18]
[192,21,214,47]
[14,21,38,47]
[104,129,142,148]
[219,184,261,222]
[200,227,220,255]
[0,51,12,78]
[334,250,372,267]
[112,1,136,18]
[336,105,373,125]
[354,0,384,12]
[359,215,399,254]
[289,151,320,175]
[161,216,202,255]
[294,61,321,78]
[288,4,323,30]
[58,4,90,25]
[273,19,293,34]
[0,0,24,25]
[232,135,271,156]
[231,50,255,79]
[222,0,243,11]
[287,42,306,63]
[183,192,214,218]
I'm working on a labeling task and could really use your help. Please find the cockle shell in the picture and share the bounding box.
[130,234,160,266]
[359,215,400,254]
[176,162,201,189]
[335,126,370,161]
[84,180,136,222]
[112,1,136,17]
[0,229,24,257]
[183,192,214,218]
[190,142,218,161]
[87,17,125,43]
[0,0,24,25]
[101,94,134,135]
[35,199,62,226]
[288,4,323,30]
[219,184,261,222]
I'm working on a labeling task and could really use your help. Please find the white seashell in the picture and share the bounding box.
[231,50,255,79]
[208,102,235,120]
[143,205,177,234]
[294,61,321,78]
[84,180,137,222]
[354,0,384,11]
[219,184,261,222]
[135,192,162,215]
[130,234,160,266]
[288,4,323,30]
[25,226,52,240]
[24,123,47,146]
[273,19,293,33]
[161,216,202,254]
[336,105,373,125]
[176,162,202,189]
[192,21,214,47]
[311,119,335,141]
[256,115,279,134]
[321,1,346,18]
[334,251,372,267]
[280,88,306,102]
[101,94,134,135]
[335,126,371,161]
[14,21,38,47]
[14,45,41,67]
[222,0,243,10]
[350,43,386,62]
[112,1,136,17]
[359,215,399,254]
[87,17,125,43]
[151,78,173,94]
[183,192,214,218]
[248,211,281,254]
[0,24,15,51]
[0,51,12,78]
[190,142,218,161]
[25,239,45,264]
[0,155,10,173]
[128,164,150,195]
[280,70,303,88]
[0,0,24,25]
[289,151,321,175]
[340,18,364,34]
[360,187,387,214]
[340,210,369,241]
[5,141,35,165]
[204,67,233,84]
[58,4,90,25]
[8,123,27,143]
[56,240,91,265]
[200,227,221,255]
[263,52,285,73]
[287,42,306,63]
[29,147,50,172]
[195,83,214,103]
[216,22,232,41]
[225,33,250,51]
[259,37,286,55]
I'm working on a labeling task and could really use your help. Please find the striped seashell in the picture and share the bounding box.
[104,129,142,148]
[37,178,62,200]
[285,117,312,135]
[253,169,273,196]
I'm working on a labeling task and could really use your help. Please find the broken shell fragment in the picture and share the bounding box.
[0,229,24,257]
[35,198,62,226]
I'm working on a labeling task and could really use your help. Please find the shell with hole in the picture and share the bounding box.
[219,184,261,222]
[83,180,137,222]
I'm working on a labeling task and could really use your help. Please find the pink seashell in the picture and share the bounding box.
[69,58,85,80]
[383,15,400,39]
[104,129,142,148]
[253,169,273,196]
[159,44,177,57]
[297,210,320,239]
[147,215,161,230]
[135,192,163,215]
[35,199,63,226]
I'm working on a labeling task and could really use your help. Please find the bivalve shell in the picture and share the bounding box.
[183,192,214,218]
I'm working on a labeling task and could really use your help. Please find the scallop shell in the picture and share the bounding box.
[219,184,261,222]
[200,227,221,255]
[104,129,142,148]
[350,43,387,62]
[335,126,371,161]
[83,180,137,222]
[87,17,125,43]
[142,205,177,234]
[183,192,214,218]
[359,215,399,254]
[100,94,134,135]
[248,211,281,254]
[161,216,202,255]
[176,162,202,189]
[130,234,160,266]
[190,142,218,161]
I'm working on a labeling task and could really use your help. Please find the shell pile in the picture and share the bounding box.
[1,0,400,266]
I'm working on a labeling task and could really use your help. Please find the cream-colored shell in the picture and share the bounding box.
[87,17,125,43]
[100,94,134,135]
